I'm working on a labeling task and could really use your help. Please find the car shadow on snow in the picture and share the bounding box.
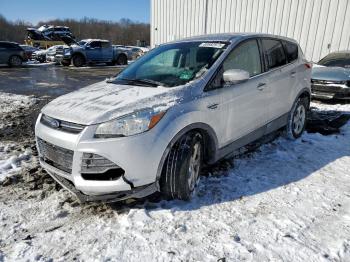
[108,105,350,212]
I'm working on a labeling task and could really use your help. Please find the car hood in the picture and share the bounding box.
[41,81,182,125]
[312,66,350,81]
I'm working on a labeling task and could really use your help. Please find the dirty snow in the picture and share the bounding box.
[0,95,350,261]
[0,92,37,181]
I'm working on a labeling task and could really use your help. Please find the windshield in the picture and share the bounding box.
[318,54,350,68]
[78,40,87,46]
[114,41,227,87]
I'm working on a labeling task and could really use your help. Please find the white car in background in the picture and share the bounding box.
[35,33,311,202]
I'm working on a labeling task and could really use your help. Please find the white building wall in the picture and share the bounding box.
[151,0,350,61]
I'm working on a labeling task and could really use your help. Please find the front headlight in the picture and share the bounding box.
[94,110,166,138]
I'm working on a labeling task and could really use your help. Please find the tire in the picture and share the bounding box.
[286,97,308,139]
[61,60,71,67]
[160,132,203,200]
[116,54,127,65]
[8,55,22,67]
[72,54,85,67]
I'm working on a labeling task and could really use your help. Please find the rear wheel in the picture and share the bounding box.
[160,132,203,200]
[116,54,127,65]
[72,54,85,67]
[8,55,22,67]
[286,97,308,139]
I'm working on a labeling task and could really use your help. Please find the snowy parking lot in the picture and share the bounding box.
[0,86,349,261]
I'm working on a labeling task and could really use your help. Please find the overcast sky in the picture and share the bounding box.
[0,0,150,24]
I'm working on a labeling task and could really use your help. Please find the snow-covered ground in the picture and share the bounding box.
[0,94,350,261]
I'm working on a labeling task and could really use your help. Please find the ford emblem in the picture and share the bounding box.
[49,119,60,128]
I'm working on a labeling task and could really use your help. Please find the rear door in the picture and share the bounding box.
[260,38,292,121]
[101,41,113,61]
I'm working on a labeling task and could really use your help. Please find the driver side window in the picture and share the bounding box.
[206,39,262,91]
[90,41,101,48]
[223,40,262,77]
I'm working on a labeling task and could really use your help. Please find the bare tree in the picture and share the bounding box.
[0,15,150,46]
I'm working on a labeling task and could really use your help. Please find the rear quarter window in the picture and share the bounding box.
[283,41,299,62]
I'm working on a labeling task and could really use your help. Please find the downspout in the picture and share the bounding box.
[204,0,209,34]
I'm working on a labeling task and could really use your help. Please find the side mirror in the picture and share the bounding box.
[223,69,250,84]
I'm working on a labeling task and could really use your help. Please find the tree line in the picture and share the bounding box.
[0,15,150,46]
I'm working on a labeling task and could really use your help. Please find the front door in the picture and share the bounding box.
[86,41,102,62]
[211,39,270,145]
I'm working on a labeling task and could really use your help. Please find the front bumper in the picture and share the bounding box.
[35,113,168,200]
[311,82,350,100]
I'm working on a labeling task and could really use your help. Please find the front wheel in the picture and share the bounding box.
[72,55,85,67]
[286,97,308,139]
[116,54,127,65]
[160,132,203,200]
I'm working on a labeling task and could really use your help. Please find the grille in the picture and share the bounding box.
[37,138,74,174]
[311,79,346,85]
[311,84,344,92]
[40,114,85,134]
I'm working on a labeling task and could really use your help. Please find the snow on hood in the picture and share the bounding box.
[41,81,182,125]
[312,66,350,81]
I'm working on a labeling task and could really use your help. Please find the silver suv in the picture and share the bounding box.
[35,33,311,202]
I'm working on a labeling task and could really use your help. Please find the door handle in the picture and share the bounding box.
[291,71,296,77]
[207,103,219,109]
[257,83,266,90]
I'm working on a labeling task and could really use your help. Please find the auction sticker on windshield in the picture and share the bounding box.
[199,43,225,48]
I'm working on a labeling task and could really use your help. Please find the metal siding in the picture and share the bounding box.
[151,0,350,61]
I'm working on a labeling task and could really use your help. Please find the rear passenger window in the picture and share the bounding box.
[262,39,287,70]
[101,42,111,48]
[283,41,298,62]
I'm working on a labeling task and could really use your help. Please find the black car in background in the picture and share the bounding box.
[311,51,350,100]
[0,41,28,67]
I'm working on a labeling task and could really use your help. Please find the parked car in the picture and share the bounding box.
[32,49,46,63]
[26,25,74,41]
[0,41,28,67]
[125,46,148,59]
[19,45,39,60]
[46,45,65,64]
[32,45,65,63]
[35,33,311,202]
[311,51,350,100]
[56,38,129,67]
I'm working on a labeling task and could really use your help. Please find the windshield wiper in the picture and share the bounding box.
[116,78,165,87]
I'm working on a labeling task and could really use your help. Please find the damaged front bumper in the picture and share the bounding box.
[49,170,157,203]
[311,80,350,100]
[35,113,166,203]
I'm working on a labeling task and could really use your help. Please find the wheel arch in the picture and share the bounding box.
[296,88,311,109]
[72,51,86,60]
[155,122,219,182]
[8,54,23,65]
